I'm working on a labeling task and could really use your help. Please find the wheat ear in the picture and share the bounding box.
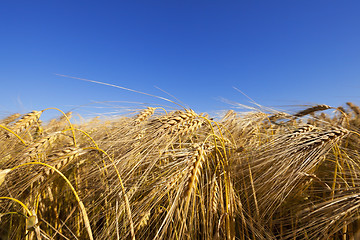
[346,102,360,116]
[183,145,206,199]
[295,127,349,151]
[0,113,21,125]
[40,147,86,180]
[210,177,219,214]
[135,107,156,124]
[292,124,316,134]
[294,104,332,117]
[9,110,43,135]
[137,211,151,230]
[161,109,202,135]
[22,132,59,161]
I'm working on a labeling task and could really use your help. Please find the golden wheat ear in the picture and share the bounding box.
[0,113,21,125]
[183,145,207,200]
[5,110,43,138]
[347,102,360,116]
[135,107,156,124]
[294,104,332,118]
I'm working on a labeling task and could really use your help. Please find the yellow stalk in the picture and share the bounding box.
[43,108,77,147]
[10,162,93,240]
[0,197,32,216]
[86,147,136,240]
[0,125,27,145]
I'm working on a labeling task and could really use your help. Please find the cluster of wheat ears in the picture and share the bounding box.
[1,102,360,239]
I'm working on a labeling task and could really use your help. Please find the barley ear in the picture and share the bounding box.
[346,102,360,116]
[184,146,206,199]
[135,107,156,124]
[294,104,332,118]
[0,113,21,125]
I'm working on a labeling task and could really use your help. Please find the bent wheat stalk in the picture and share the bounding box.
[10,162,94,240]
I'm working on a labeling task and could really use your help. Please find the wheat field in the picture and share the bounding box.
[1,102,360,239]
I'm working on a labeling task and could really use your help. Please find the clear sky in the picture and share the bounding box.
[1,1,360,118]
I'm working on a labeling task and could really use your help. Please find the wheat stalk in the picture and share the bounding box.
[1,102,360,239]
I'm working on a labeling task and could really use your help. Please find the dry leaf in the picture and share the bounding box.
[0,169,11,186]
[26,215,38,230]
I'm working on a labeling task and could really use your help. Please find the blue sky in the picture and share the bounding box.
[1,1,360,118]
